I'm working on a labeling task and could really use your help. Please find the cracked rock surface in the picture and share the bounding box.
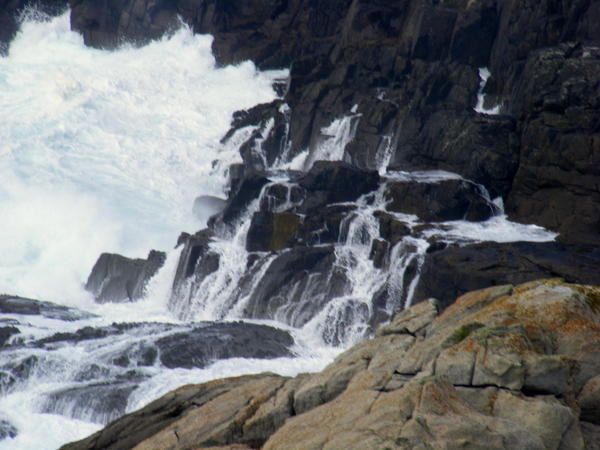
[63,279,600,450]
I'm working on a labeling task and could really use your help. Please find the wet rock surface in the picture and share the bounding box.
[85,250,166,303]
[65,0,600,246]
[384,178,498,222]
[0,295,95,321]
[415,241,600,308]
[62,280,600,450]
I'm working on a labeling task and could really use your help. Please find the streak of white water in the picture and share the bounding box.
[0,11,286,305]
[305,106,361,169]
[474,67,501,115]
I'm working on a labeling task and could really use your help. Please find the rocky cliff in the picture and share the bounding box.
[65,0,600,245]
[63,279,600,449]
[58,0,600,335]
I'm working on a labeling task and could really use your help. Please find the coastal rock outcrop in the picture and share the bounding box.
[415,241,600,308]
[85,250,166,303]
[62,280,600,449]
[65,0,600,245]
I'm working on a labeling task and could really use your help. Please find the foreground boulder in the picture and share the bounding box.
[85,251,166,303]
[63,280,600,449]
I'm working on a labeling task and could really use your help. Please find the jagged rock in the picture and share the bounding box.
[41,381,140,425]
[0,295,95,321]
[171,229,217,291]
[63,280,600,450]
[373,211,411,245]
[29,321,293,370]
[384,178,498,222]
[578,375,600,424]
[155,322,294,369]
[62,374,289,450]
[246,212,301,252]
[376,298,439,337]
[297,161,379,212]
[415,241,600,308]
[581,422,600,450]
[240,245,347,329]
[259,182,304,213]
[214,172,270,227]
[85,250,166,303]
[505,44,600,246]
[65,0,600,245]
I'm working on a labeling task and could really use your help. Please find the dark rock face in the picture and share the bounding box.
[246,211,301,252]
[0,300,294,427]
[504,44,600,246]
[171,229,217,290]
[415,241,600,308]
[85,250,166,303]
[241,245,347,328]
[297,161,379,211]
[213,171,270,227]
[26,321,294,370]
[0,295,95,321]
[0,0,68,54]
[156,322,294,369]
[384,178,499,222]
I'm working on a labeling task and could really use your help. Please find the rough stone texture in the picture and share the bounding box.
[415,241,600,308]
[0,294,95,321]
[62,280,600,450]
[240,245,347,330]
[66,0,600,246]
[246,212,302,252]
[85,250,166,303]
[384,178,499,222]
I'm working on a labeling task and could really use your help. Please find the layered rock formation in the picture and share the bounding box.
[66,0,600,245]
[62,0,600,340]
[85,251,166,303]
[63,279,600,449]
[0,295,295,426]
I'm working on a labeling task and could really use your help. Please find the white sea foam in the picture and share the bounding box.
[0,12,285,304]
[0,11,562,450]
